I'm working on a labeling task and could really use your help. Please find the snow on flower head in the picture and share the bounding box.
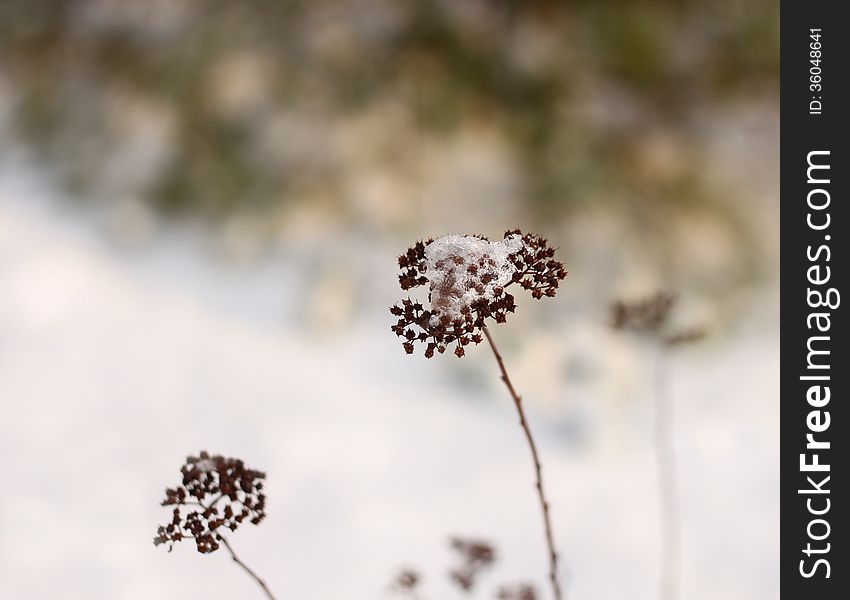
[425,234,524,325]
[390,230,567,358]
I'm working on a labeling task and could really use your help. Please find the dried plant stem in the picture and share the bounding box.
[218,535,278,600]
[198,496,277,600]
[653,349,679,600]
[482,325,563,600]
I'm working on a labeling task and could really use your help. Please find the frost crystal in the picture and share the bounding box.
[424,234,523,323]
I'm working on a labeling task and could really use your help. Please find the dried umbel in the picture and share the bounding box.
[391,230,567,358]
[611,292,675,334]
[611,292,705,347]
[154,451,267,554]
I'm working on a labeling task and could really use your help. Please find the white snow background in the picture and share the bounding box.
[0,154,777,600]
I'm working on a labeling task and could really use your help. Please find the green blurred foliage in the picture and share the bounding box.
[0,0,777,226]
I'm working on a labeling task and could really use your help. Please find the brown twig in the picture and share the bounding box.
[653,348,679,600]
[195,494,277,600]
[482,325,564,600]
[218,535,278,600]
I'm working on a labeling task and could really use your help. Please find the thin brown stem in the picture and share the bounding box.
[218,535,278,600]
[653,348,679,600]
[197,496,277,600]
[482,325,564,600]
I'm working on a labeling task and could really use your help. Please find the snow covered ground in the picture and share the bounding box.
[0,163,778,600]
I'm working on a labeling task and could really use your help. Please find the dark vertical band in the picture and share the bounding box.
[781,2,848,596]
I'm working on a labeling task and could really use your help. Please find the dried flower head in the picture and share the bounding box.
[448,536,497,592]
[611,292,705,347]
[497,583,539,600]
[391,230,567,357]
[611,292,675,334]
[153,451,267,554]
[391,568,422,595]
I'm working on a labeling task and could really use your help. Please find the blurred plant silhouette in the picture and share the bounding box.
[448,536,497,591]
[393,536,538,600]
[392,568,423,599]
[611,293,705,600]
[497,583,539,600]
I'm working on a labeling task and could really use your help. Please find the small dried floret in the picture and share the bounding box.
[391,568,422,594]
[497,583,538,600]
[448,536,497,592]
[391,230,567,358]
[153,451,267,554]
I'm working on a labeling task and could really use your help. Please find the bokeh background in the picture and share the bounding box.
[0,1,778,599]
